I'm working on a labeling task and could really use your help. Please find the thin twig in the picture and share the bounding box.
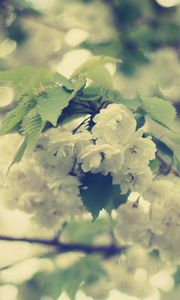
[0,250,58,272]
[53,221,68,242]
[0,235,126,257]
[72,116,91,135]
[108,214,117,245]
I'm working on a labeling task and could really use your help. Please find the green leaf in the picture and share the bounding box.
[22,256,107,300]
[83,86,104,97]
[62,257,107,300]
[80,172,113,220]
[135,114,146,130]
[65,219,111,244]
[173,156,180,174]
[141,97,176,127]
[8,139,27,171]
[146,133,180,175]
[22,109,43,150]
[76,86,105,101]
[72,76,86,93]
[168,132,180,145]
[0,102,26,135]
[106,185,130,214]
[174,266,180,287]
[0,67,54,102]
[105,90,141,109]
[83,65,113,88]
[37,87,73,126]
[54,73,74,90]
[149,159,160,174]
[152,136,174,158]
[71,55,120,78]
[111,185,130,209]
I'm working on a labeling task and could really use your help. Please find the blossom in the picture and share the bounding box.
[32,197,65,228]
[92,103,136,145]
[115,199,151,247]
[0,152,83,228]
[51,130,92,157]
[78,143,124,174]
[148,185,180,241]
[48,175,81,212]
[112,166,154,194]
[34,128,92,178]
[143,179,174,204]
[143,178,180,262]
[124,131,157,168]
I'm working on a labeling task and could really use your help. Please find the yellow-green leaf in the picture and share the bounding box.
[71,55,120,78]
[37,87,73,126]
[141,97,176,127]
[0,67,54,101]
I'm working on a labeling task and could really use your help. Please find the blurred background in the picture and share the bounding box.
[0,1,180,299]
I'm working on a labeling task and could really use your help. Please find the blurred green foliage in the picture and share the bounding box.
[82,0,180,74]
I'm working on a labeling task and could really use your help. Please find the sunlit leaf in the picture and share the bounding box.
[0,102,26,135]
[141,97,176,128]
[37,87,73,126]
[54,73,74,90]
[8,139,27,171]
[0,67,55,101]
[83,65,113,88]
[71,55,120,78]
[22,109,43,150]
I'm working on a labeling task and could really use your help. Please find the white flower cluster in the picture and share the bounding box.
[87,103,156,194]
[116,178,180,264]
[0,159,82,228]
[144,178,180,263]
[0,103,156,227]
[0,134,83,228]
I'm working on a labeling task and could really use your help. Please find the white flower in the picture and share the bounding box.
[54,131,92,157]
[112,166,153,194]
[32,198,65,228]
[116,200,151,247]
[79,143,124,174]
[144,179,174,204]
[34,129,92,177]
[48,175,81,210]
[143,178,180,263]
[124,131,156,168]
[92,103,136,145]
[42,127,92,160]
[0,152,83,228]
[19,192,50,213]
[150,193,180,240]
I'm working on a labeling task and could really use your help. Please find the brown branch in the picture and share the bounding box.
[0,235,126,257]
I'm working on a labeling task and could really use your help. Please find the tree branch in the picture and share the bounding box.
[0,235,126,257]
